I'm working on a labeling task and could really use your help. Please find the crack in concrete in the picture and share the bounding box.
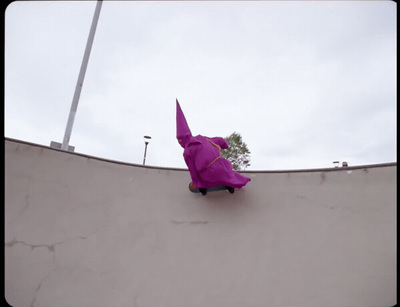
[170,220,185,225]
[5,228,101,252]
[296,194,336,210]
[6,239,57,252]
[133,294,138,307]
[30,281,41,307]
[170,220,209,225]
[5,232,94,252]
[190,221,209,225]
[6,229,101,307]
[319,172,326,185]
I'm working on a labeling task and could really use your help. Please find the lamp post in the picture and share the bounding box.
[60,0,102,151]
[143,136,152,165]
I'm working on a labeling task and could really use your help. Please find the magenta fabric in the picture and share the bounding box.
[176,100,251,189]
[176,99,192,148]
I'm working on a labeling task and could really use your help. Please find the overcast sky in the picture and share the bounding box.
[5,0,396,170]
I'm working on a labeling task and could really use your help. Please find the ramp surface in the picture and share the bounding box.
[5,138,397,307]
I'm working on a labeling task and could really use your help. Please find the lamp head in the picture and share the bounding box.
[144,135,151,145]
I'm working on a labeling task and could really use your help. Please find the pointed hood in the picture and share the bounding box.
[176,99,192,148]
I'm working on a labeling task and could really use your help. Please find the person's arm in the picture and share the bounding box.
[184,146,201,187]
[208,137,228,150]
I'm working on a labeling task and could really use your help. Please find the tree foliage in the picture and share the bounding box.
[221,132,251,171]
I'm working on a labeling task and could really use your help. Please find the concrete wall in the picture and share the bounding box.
[5,138,396,307]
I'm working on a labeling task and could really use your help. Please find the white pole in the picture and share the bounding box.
[61,0,103,151]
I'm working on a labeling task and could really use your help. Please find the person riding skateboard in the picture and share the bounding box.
[176,99,251,194]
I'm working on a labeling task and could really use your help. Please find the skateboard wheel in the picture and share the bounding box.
[199,188,207,196]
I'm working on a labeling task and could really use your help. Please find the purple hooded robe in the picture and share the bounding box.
[176,99,251,189]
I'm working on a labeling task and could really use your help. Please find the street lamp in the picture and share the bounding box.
[50,0,102,152]
[143,136,152,165]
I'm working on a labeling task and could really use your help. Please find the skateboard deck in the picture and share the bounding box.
[189,183,234,195]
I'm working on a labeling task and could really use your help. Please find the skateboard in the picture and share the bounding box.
[189,183,234,195]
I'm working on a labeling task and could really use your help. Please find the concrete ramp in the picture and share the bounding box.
[5,138,396,307]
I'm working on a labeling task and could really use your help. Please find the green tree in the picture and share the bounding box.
[221,132,251,171]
